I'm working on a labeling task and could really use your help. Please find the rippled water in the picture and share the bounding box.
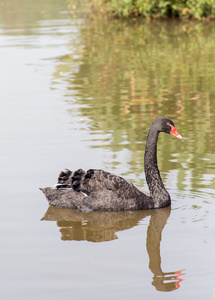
[1,1,215,299]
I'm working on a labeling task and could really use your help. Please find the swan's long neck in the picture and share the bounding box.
[144,126,170,208]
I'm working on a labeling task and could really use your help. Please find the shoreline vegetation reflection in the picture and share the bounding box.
[52,17,215,195]
[42,206,185,292]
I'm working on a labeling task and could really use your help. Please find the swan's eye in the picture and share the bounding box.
[167,123,182,140]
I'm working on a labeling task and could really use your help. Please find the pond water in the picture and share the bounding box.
[1,0,215,299]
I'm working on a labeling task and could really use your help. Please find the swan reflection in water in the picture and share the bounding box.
[42,206,185,292]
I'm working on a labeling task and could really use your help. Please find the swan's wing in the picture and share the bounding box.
[56,168,144,201]
[76,169,141,199]
[58,169,73,186]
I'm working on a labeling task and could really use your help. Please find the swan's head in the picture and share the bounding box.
[154,117,182,140]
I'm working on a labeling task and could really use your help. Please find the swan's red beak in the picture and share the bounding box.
[167,123,182,140]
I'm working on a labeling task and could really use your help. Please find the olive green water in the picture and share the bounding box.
[1,1,215,299]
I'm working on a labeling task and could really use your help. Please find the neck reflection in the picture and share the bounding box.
[42,206,185,291]
[146,207,185,291]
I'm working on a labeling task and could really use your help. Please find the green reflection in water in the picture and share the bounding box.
[52,18,215,194]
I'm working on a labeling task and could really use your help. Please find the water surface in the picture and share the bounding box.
[0,1,215,299]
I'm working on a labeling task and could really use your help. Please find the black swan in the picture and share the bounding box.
[40,117,182,211]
